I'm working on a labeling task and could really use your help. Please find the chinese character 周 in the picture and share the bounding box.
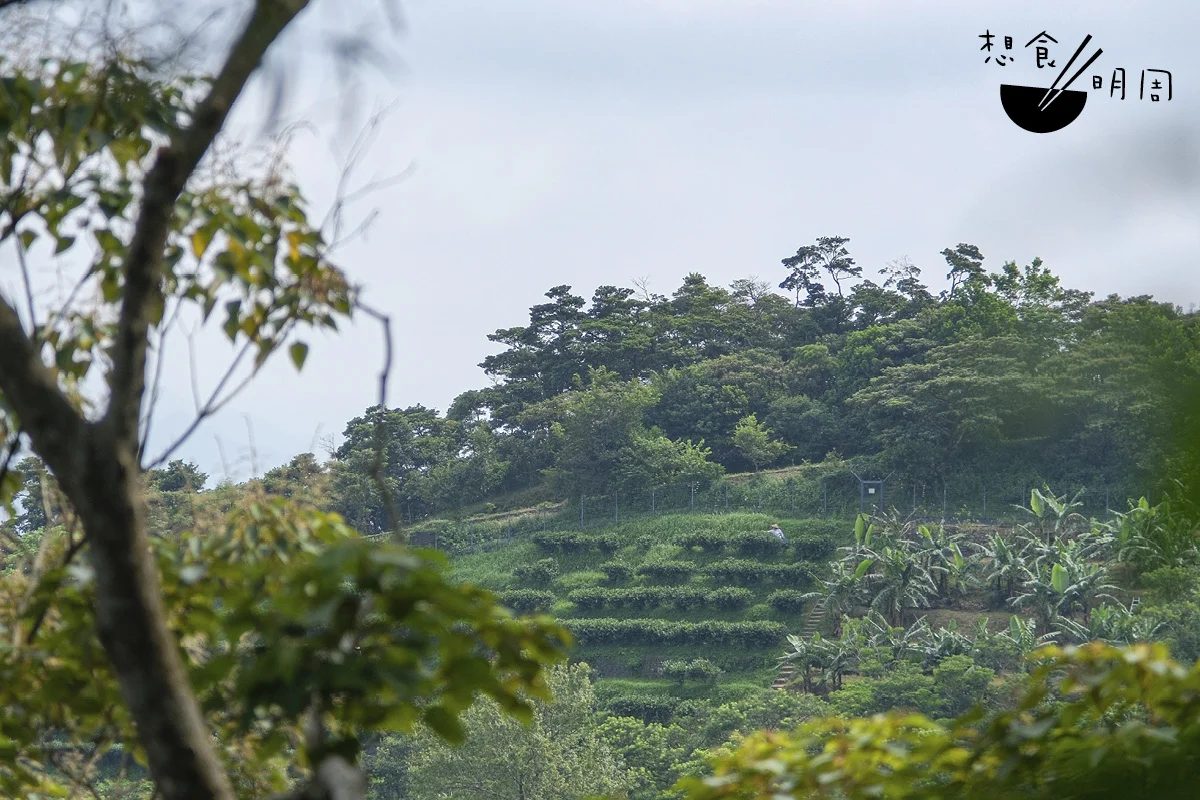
[1141,69,1172,101]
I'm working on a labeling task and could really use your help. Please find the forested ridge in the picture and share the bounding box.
[4,9,1200,799]
[208,239,1200,530]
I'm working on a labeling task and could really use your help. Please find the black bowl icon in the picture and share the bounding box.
[1000,84,1088,133]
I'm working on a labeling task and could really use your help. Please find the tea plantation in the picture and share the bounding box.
[447,512,847,715]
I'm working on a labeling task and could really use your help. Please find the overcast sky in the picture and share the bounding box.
[130,0,1200,486]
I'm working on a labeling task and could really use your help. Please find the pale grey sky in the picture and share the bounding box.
[133,0,1200,485]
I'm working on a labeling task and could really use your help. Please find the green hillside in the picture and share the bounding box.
[448,512,840,713]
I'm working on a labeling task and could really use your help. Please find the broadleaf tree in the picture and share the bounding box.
[0,5,569,800]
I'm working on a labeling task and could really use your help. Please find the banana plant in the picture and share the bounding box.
[801,557,874,625]
[1001,614,1057,668]
[1020,485,1088,547]
[975,532,1025,607]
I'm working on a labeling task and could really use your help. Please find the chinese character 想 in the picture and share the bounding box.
[1025,31,1058,68]
[1141,69,1172,101]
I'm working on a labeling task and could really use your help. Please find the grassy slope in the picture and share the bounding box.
[448,512,849,697]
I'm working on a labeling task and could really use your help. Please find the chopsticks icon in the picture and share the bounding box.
[1038,35,1103,111]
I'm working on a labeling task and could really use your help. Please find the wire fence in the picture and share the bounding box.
[365,467,1150,558]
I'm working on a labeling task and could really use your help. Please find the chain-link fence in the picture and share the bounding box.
[364,466,1151,557]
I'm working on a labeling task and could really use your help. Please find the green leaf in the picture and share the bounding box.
[1051,563,1068,594]
[289,341,309,371]
[1030,490,1045,517]
[423,706,465,745]
[192,228,212,259]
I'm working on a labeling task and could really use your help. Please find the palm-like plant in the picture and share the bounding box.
[918,619,973,669]
[1057,559,1120,620]
[867,545,937,627]
[1091,494,1200,575]
[1009,562,1065,638]
[781,632,858,695]
[1001,615,1057,668]
[801,557,873,626]
[976,532,1025,608]
[855,610,929,663]
[916,523,967,599]
[1054,603,1167,646]
[1019,486,1088,547]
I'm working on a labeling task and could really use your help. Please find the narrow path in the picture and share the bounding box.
[771,597,826,690]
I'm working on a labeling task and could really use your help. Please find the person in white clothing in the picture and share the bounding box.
[768,523,787,542]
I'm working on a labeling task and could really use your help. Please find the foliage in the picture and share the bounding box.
[679,642,1200,800]
[403,662,632,800]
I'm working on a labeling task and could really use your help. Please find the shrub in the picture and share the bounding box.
[566,588,610,611]
[512,557,559,587]
[531,531,619,555]
[728,531,787,557]
[790,533,838,561]
[565,618,785,648]
[675,530,727,551]
[598,562,633,584]
[565,586,712,612]
[596,533,621,556]
[703,559,774,586]
[767,589,809,613]
[707,587,753,610]
[605,694,678,725]
[661,658,724,685]
[635,561,698,584]
[672,586,709,611]
[494,589,556,613]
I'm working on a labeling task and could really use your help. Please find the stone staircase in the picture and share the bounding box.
[771,597,827,691]
[770,661,796,690]
[799,597,826,638]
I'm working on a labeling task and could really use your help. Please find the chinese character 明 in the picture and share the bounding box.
[1025,31,1058,68]
[1141,69,1172,101]
[1110,67,1126,99]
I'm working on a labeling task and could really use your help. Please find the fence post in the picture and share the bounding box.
[1105,487,1110,515]
[580,494,585,529]
[983,486,987,518]
[724,484,728,513]
[756,491,762,514]
[790,488,795,517]
[615,491,619,525]
[942,484,948,521]
[652,487,656,514]
[690,484,696,512]
[822,481,827,517]
[912,483,917,514]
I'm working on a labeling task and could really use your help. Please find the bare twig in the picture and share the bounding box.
[139,298,186,464]
[354,301,401,540]
[145,339,254,470]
